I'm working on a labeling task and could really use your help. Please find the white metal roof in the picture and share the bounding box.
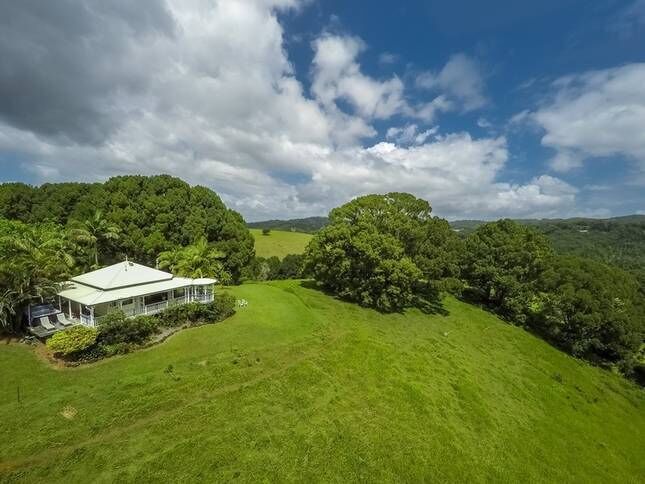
[58,277,197,306]
[193,278,218,285]
[71,261,172,290]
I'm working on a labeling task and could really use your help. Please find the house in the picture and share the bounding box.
[50,260,216,329]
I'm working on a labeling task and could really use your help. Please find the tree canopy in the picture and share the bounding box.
[304,193,461,312]
[461,219,553,323]
[0,175,254,281]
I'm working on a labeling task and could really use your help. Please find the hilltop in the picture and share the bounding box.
[1,280,643,481]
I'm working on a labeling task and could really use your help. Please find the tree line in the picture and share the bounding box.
[303,193,644,381]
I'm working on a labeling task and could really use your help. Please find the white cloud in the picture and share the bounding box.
[386,124,438,145]
[416,53,487,111]
[0,0,577,221]
[311,35,407,120]
[530,63,645,175]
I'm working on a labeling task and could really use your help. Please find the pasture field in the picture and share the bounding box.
[0,280,643,482]
[249,228,312,258]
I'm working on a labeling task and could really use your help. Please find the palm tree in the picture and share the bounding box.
[0,222,75,332]
[0,289,17,332]
[70,210,120,268]
[158,237,229,281]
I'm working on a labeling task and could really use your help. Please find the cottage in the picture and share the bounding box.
[31,261,216,334]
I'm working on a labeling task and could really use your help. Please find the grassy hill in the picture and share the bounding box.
[250,228,312,258]
[1,280,643,482]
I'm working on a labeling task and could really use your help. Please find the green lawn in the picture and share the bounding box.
[1,280,643,482]
[250,228,312,258]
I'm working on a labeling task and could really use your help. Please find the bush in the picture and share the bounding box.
[47,326,97,356]
[157,302,205,327]
[262,228,271,236]
[97,311,159,346]
[157,293,236,327]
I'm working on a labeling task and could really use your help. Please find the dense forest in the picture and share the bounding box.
[0,176,254,280]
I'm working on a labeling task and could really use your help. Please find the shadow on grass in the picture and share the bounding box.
[298,280,448,316]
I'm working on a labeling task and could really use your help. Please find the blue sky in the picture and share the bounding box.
[1,0,644,220]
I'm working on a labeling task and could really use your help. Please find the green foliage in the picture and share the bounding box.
[305,193,460,312]
[46,325,97,356]
[0,218,78,332]
[242,254,306,281]
[0,175,254,282]
[157,294,235,327]
[538,219,645,291]
[262,228,271,236]
[97,311,159,347]
[461,220,645,375]
[451,216,645,292]
[461,219,553,323]
[530,256,644,371]
[158,236,231,283]
[69,209,120,268]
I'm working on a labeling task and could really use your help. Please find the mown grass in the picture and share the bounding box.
[249,228,312,258]
[0,280,643,482]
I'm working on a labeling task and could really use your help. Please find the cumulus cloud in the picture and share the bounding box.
[416,53,487,111]
[311,35,407,120]
[0,0,576,220]
[530,63,645,175]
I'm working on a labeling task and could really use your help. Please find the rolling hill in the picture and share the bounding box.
[1,280,643,482]
[247,217,329,234]
[249,228,313,258]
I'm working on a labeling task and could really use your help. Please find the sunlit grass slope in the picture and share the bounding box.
[0,280,643,482]
[249,228,312,258]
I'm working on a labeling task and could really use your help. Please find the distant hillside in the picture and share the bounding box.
[450,215,645,234]
[252,215,645,288]
[247,216,328,233]
[249,228,313,258]
[452,215,645,289]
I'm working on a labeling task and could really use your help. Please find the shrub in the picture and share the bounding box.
[262,228,271,236]
[156,293,235,327]
[47,326,97,356]
[157,302,205,327]
[97,312,159,346]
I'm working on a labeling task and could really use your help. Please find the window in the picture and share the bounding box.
[121,298,133,306]
[173,288,185,298]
